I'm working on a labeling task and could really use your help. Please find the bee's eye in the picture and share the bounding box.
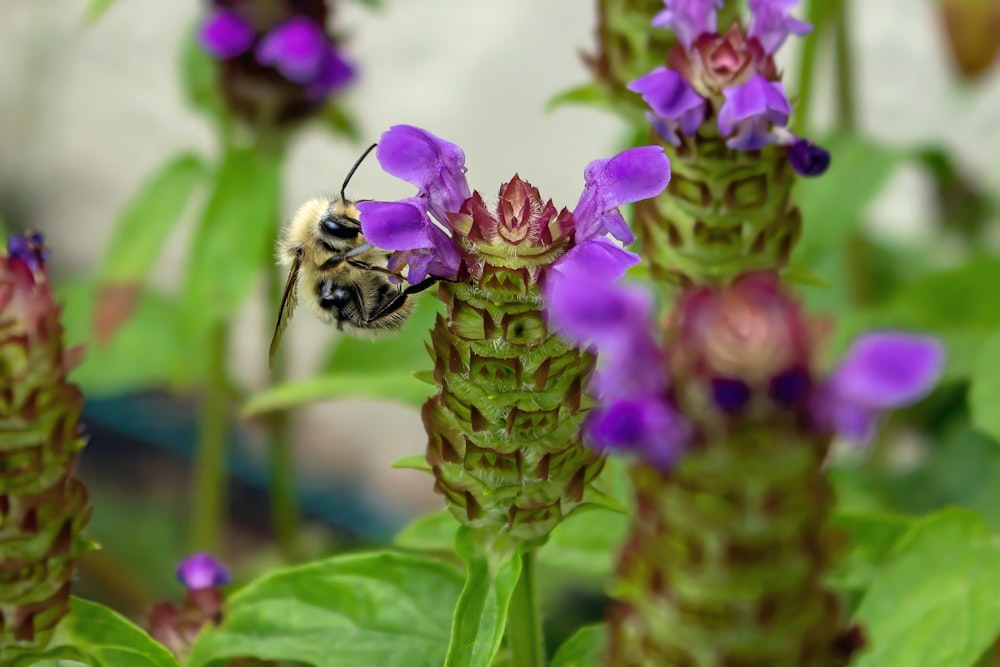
[320,216,360,239]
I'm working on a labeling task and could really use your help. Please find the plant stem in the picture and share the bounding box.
[191,323,230,552]
[833,0,857,132]
[507,549,545,667]
[793,0,827,135]
[266,259,301,561]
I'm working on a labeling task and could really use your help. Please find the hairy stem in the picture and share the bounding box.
[508,550,546,667]
[191,323,230,552]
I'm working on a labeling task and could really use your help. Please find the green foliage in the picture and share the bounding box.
[9,598,180,667]
[243,371,434,415]
[854,509,1000,667]
[827,511,913,599]
[182,144,282,328]
[82,0,118,22]
[444,528,521,667]
[970,326,1000,441]
[550,625,607,667]
[100,154,208,284]
[187,552,462,667]
[321,104,363,142]
[178,29,225,121]
[58,281,205,392]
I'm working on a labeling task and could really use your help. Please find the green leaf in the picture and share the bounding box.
[178,29,224,120]
[100,154,208,284]
[444,529,522,667]
[881,257,1000,331]
[394,509,457,553]
[183,145,282,327]
[545,82,615,113]
[243,370,434,416]
[539,506,629,579]
[58,281,205,392]
[827,510,913,594]
[10,597,180,667]
[969,326,1000,443]
[793,133,901,264]
[83,0,117,22]
[188,551,462,667]
[550,624,607,667]
[391,454,432,471]
[854,508,1000,667]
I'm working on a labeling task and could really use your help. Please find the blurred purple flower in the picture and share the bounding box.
[628,68,707,147]
[305,45,357,100]
[747,0,812,54]
[7,232,48,274]
[788,138,831,176]
[176,553,231,591]
[200,9,255,59]
[256,16,328,83]
[651,0,723,48]
[585,398,692,470]
[814,333,946,443]
[717,74,791,150]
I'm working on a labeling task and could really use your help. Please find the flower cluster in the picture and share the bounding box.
[147,553,231,660]
[356,125,671,285]
[198,0,355,125]
[630,0,829,175]
[546,269,944,468]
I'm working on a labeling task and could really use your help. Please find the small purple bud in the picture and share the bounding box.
[199,9,255,60]
[789,139,831,176]
[711,378,751,414]
[176,553,231,591]
[770,367,811,406]
[256,16,328,83]
[7,233,48,274]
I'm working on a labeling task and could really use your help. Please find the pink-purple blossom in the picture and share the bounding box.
[651,0,723,49]
[627,67,707,146]
[176,553,231,591]
[747,0,812,54]
[199,9,255,59]
[717,74,792,150]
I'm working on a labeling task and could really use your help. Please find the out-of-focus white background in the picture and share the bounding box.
[1,0,998,521]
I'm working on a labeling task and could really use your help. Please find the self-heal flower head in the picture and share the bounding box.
[652,0,723,49]
[200,9,255,59]
[176,553,231,591]
[747,0,812,54]
[814,333,945,444]
[717,74,792,150]
[628,67,707,146]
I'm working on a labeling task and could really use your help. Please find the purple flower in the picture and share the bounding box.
[356,125,471,283]
[256,16,328,83]
[572,146,672,244]
[748,0,812,54]
[200,9,255,59]
[176,553,231,590]
[651,0,723,49]
[7,233,48,274]
[628,68,707,147]
[814,333,946,444]
[585,398,692,470]
[305,45,357,100]
[717,74,792,150]
[788,138,831,176]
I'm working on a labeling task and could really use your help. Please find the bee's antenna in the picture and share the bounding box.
[341,143,378,204]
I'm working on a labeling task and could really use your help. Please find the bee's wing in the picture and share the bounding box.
[269,257,301,369]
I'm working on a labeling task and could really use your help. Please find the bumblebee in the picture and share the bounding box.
[269,144,435,367]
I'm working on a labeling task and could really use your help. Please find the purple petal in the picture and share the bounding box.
[573,146,671,242]
[357,199,432,251]
[544,272,653,350]
[628,67,707,143]
[717,75,791,150]
[585,398,692,470]
[811,387,880,444]
[7,233,48,274]
[590,331,668,400]
[375,125,471,224]
[176,553,231,590]
[305,45,357,100]
[828,333,945,409]
[550,237,640,285]
[748,0,812,54]
[650,0,723,49]
[199,9,255,59]
[789,138,831,176]
[256,17,328,83]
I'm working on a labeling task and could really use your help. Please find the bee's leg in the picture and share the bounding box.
[367,277,439,322]
[346,259,404,279]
